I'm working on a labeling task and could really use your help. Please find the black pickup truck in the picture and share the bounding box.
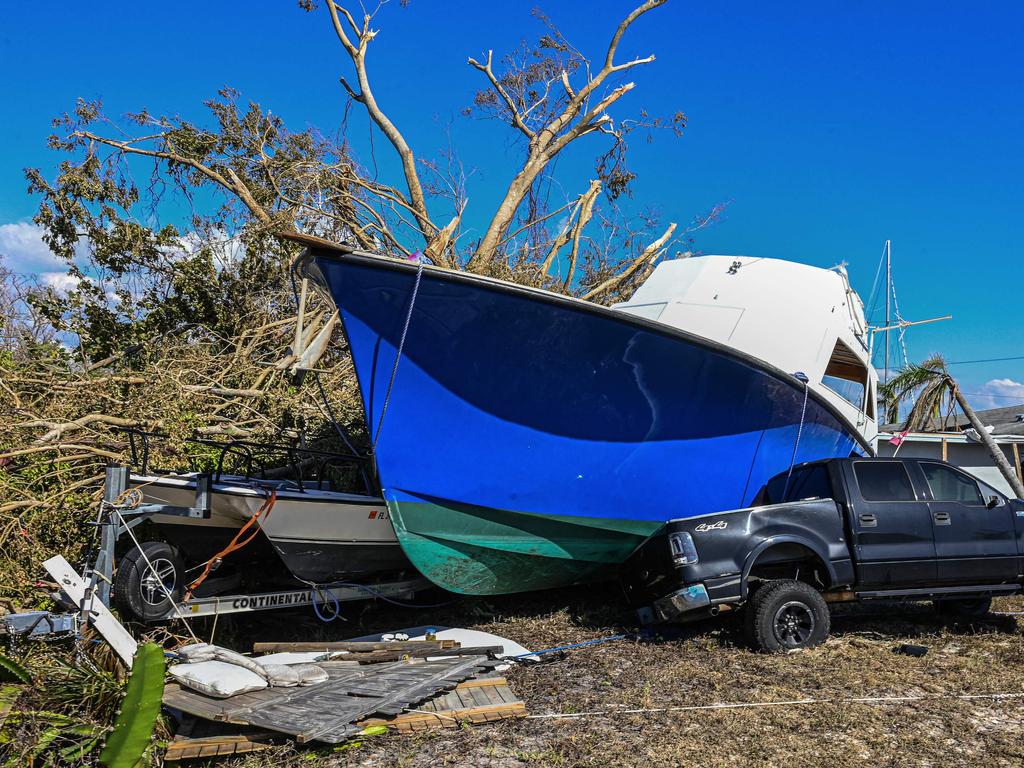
[622,457,1024,651]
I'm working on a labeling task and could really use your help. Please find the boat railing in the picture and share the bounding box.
[116,428,373,495]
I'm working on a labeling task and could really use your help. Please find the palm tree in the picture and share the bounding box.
[881,353,1024,499]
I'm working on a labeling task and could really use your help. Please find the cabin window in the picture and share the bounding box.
[853,461,916,502]
[761,463,834,504]
[822,339,869,412]
[920,462,985,506]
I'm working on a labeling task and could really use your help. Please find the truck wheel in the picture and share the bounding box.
[745,580,830,652]
[933,596,992,618]
[113,541,184,623]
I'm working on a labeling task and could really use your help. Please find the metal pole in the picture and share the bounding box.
[95,465,128,606]
[883,240,891,420]
[884,240,891,387]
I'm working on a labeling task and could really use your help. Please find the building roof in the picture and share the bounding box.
[882,405,1024,436]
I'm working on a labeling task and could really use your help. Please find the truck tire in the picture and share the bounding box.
[933,596,992,618]
[113,541,184,623]
[745,579,830,652]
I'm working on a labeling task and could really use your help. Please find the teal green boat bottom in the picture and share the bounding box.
[386,495,662,595]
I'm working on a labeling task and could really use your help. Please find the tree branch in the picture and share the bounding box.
[468,50,535,139]
[581,222,676,301]
[325,2,437,241]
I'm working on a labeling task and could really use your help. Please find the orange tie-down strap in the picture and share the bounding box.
[184,489,277,601]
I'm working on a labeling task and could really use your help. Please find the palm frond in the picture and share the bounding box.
[881,353,951,426]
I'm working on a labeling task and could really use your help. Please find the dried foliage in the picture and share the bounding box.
[1,1,720,608]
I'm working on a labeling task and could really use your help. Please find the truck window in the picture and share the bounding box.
[853,462,916,502]
[761,464,833,504]
[920,462,985,505]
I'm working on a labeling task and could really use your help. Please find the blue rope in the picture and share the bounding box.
[511,633,629,659]
[311,587,342,622]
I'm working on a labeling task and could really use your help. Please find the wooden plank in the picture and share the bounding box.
[164,734,273,762]
[1013,443,1022,483]
[43,555,138,666]
[455,677,508,690]
[942,438,948,462]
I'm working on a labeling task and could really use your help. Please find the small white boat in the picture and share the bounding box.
[131,472,409,583]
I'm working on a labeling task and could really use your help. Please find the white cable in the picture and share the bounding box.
[111,504,201,643]
[526,691,1024,720]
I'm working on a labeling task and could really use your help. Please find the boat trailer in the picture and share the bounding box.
[1,464,429,643]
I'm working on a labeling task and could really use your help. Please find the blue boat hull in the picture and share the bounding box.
[305,252,867,594]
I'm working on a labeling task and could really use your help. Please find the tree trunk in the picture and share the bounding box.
[952,384,1024,498]
[469,153,551,272]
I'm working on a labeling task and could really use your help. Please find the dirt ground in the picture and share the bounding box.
[201,587,1024,768]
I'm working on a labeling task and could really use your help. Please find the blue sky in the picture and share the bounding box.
[1,1,1022,410]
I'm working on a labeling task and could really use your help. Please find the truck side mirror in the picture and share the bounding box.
[987,496,1001,509]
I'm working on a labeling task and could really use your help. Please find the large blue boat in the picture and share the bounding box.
[294,237,878,594]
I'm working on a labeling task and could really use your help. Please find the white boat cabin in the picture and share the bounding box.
[613,255,878,445]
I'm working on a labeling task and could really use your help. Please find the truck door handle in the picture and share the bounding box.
[859,513,877,527]
[933,511,951,525]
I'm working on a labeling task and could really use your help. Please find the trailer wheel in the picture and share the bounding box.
[113,541,184,623]
[745,579,830,652]
[933,596,992,618]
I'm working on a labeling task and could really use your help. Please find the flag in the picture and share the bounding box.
[889,429,910,446]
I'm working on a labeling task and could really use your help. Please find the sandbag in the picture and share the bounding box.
[176,642,217,662]
[292,663,329,686]
[168,660,268,698]
[260,663,302,687]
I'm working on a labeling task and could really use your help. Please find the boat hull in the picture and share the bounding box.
[307,253,867,595]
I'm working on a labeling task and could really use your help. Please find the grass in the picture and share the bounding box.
[166,587,1024,768]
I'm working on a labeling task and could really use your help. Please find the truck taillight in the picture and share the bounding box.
[669,532,699,566]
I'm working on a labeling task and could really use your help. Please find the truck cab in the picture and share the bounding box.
[621,457,1024,651]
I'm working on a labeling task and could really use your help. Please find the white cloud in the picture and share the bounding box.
[972,378,1024,411]
[37,271,82,294]
[0,221,67,274]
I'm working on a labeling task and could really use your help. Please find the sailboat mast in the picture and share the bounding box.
[884,240,891,386]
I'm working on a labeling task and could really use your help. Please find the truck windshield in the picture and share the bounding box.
[761,464,833,504]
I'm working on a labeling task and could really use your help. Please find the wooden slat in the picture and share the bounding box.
[165,734,273,762]
[356,678,526,733]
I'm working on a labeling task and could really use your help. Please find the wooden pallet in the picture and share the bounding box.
[164,732,275,761]
[164,676,527,759]
[162,655,496,743]
[357,677,526,732]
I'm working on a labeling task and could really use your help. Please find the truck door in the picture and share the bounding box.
[847,460,936,586]
[915,461,1018,583]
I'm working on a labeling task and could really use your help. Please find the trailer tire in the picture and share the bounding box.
[745,579,830,652]
[113,541,184,623]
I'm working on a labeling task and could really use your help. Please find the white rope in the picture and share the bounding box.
[526,691,1024,720]
[111,505,201,643]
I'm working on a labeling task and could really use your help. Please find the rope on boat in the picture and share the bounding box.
[183,489,278,600]
[372,261,424,453]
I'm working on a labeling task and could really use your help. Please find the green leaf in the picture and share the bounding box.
[0,655,32,686]
[98,643,165,768]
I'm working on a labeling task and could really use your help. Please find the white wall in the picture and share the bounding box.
[877,438,1021,497]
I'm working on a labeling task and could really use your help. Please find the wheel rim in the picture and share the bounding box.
[139,557,177,606]
[772,600,815,647]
